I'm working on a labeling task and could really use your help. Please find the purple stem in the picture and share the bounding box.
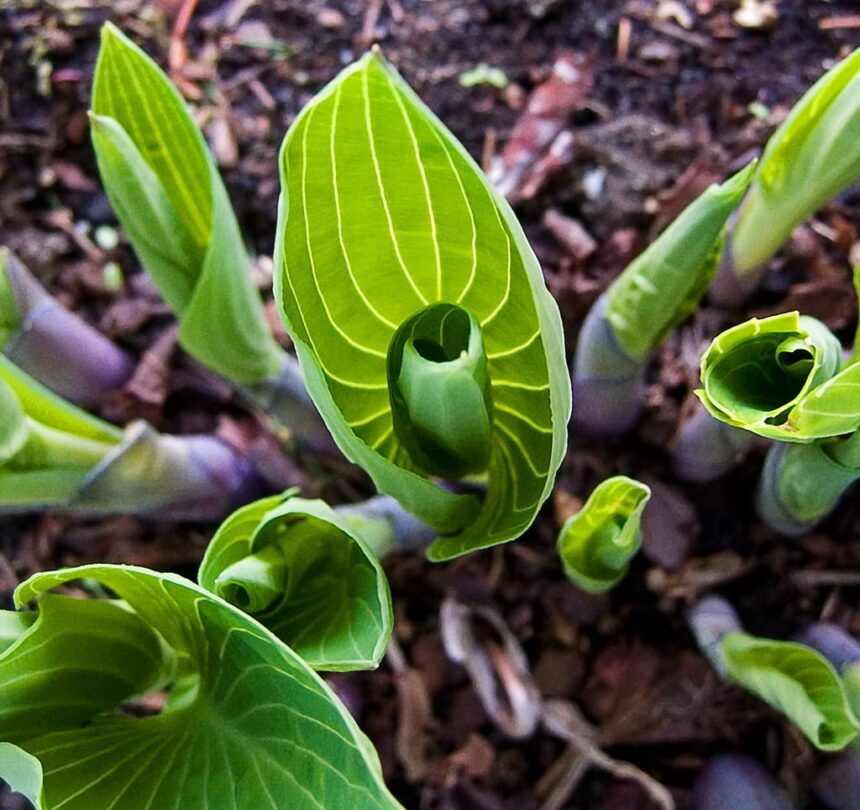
[571,294,646,436]
[73,421,263,520]
[672,400,755,482]
[694,754,792,810]
[2,251,134,407]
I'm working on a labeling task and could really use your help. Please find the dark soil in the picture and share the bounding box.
[1,1,859,808]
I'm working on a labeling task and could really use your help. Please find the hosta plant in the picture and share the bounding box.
[0,354,258,519]
[713,45,860,303]
[556,475,650,593]
[0,248,134,407]
[696,309,860,533]
[0,563,401,809]
[199,491,392,670]
[274,50,571,560]
[690,596,860,752]
[571,163,753,435]
[89,23,331,453]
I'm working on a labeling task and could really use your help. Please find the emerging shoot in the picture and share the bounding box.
[572,163,754,435]
[556,475,650,593]
[274,51,570,560]
[717,46,860,300]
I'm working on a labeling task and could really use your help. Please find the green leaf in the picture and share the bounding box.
[0,374,28,465]
[2,565,403,809]
[0,356,121,505]
[556,475,650,593]
[91,23,282,385]
[732,46,860,273]
[274,51,571,561]
[696,311,847,441]
[199,492,393,671]
[0,248,22,347]
[0,743,44,808]
[606,162,755,359]
[722,632,860,751]
[853,264,860,362]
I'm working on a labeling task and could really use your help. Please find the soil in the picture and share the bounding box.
[1,1,860,808]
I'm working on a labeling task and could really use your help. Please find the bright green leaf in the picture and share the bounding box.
[722,632,860,751]
[606,162,755,359]
[275,51,571,561]
[0,743,44,809]
[696,311,848,441]
[1,565,403,809]
[557,475,650,593]
[91,23,282,385]
[199,492,393,671]
[732,46,860,273]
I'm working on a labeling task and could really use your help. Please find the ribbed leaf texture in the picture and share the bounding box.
[722,632,860,751]
[0,565,403,809]
[274,51,570,561]
[90,23,282,385]
[199,493,393,671]
[732,46,860,272]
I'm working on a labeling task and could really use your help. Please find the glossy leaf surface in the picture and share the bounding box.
[275,52,570,560]
[556,475,650,593]
[91,23,282,385]
[199,492,393,670]
[722,632,860,751]
[696,311,853,441]
[0,565,403,809]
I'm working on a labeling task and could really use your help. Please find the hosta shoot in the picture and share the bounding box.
[274,50,571,560]
[571,163,753,435]
[90,24,331,452]
[690,596,860,752]
[725,45,860,291]
[0,354,257,519]
[697,309,860,533]
[696,311,858,442]
[0,249,133,407]
[556,475,650,593]
[199,491,393,670]
[0,564,402,809]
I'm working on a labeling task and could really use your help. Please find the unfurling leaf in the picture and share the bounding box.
[90,23,282,385]
[556,475,650,593]
[721,632,860,751]
[199,492,393,670]
[274,51,570,561]
[696,311,852,441]
[732,46,860,273]
[0,565,403,810]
